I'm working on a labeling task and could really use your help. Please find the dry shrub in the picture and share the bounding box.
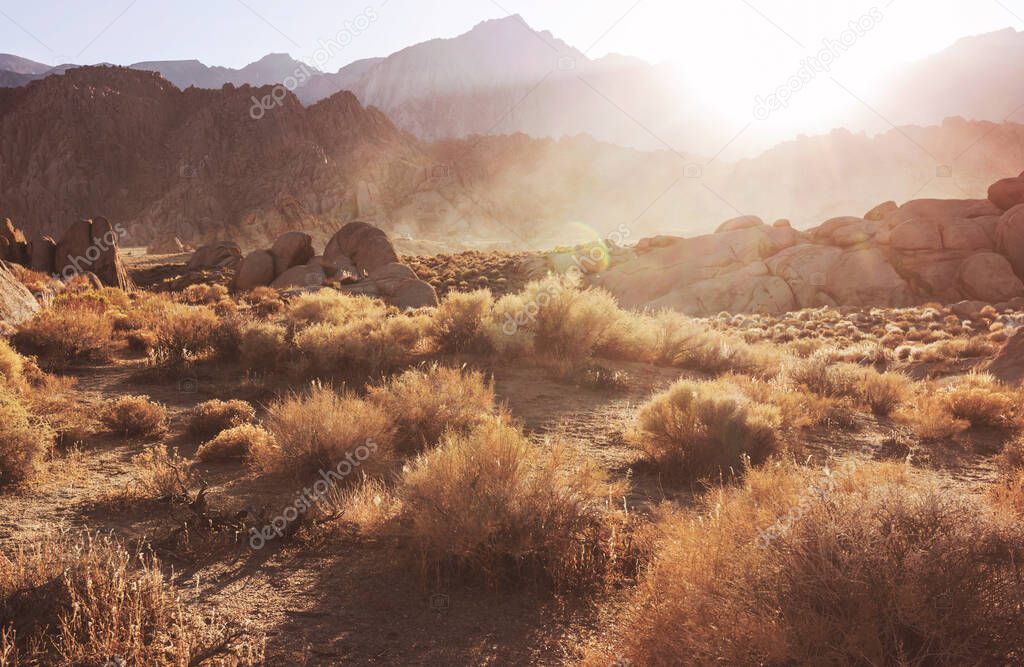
[0,388,54,488]
[150,303,223,363]
[238,320,289,372]
[591,461,1024,666]
[101,395,167,438]
[367,365,495,454]
[788,353,910,416]
[196,424,273,463]
[260,384,394,477]
[130,446,196,498]
[653,313,785,378]
[998,434,1024,471]
[940,373,1021,430]
[316,477,403,533]
[181,283,229,305]
[0,338,24,387]
[916,336,998,362]
[430,289,493,352]
[293,312,431,375]
[632,378,782,477]
[286,291,389,329]
[400,419,625,586]
[14,300,115,364]
[188,399,256,438]
[0,531,263,665]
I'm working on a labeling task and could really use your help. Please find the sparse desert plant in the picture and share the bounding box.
[294,312,431,375]
[150,302,223,363]
[998,434,1024,471]
[130,445,196,498]
[0,338,24,387]
[368,365,495,453]
[430,289,493,352]
[181,283,229,304]
[400,418,624,586]
[238,320,289,372]
[0,388,54,487]
[101,395,167,438]
[940,373,1021,430]
[260,384,394,476]
[589,461,1024,666]
[632,378,782,477]
[188,399,256,438]
[0,531,263,665]
[14,299,115,364]
[196,424,273,463]
[286,290,390,329]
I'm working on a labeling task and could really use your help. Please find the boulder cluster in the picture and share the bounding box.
[1,217,133,291]
[189,222,438,310]
[532,172,1024,316]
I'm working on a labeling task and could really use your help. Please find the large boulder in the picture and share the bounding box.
[892,251,968,302]
[957,252,1024,302]
[988,176,1024,211]
[889,218,943,251]
[890,199,1002,225]
[28,235,56,275]
[810,217,882,247]
[987,328,1024,384]
[368,262,418,296]
[233,250,276,291]
[825,247,913,307]
[864,201,898,221]
[270,231,314,277]
[390,279,438,310]
[996,204,1024,277]
[271,262,326,290]
[715,215,764,234]
[0,261,39,326]
[324,221,399,275]
[187,241,242,271]
[54,218,133,290]
[650,262,796,315]
[939,217,996,251]
[765,244,843,309]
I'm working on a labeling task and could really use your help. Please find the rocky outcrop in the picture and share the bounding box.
[28,235,56,274]
[553,174,1024,316]
[0,261,39,326]
[0,219,29,265]
[53,218,133,290]
[225,223,437,309]
[187,242,242,271]
[988,174,1024,211]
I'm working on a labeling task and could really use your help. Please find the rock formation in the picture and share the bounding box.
[544,174,1024,316]
[0,261,39,326]
[219,222,437,309]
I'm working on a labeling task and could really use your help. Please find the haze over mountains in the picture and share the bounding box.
[1,17,1023,249]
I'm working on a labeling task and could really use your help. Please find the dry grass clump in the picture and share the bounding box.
[130,446,196,498]
[238,320,289,372]
[260,384,394,477]
[430,289,493,352]
[293,312,432,375]
[0,338,24,387]
[150,302,225,363]
[590,461,1024,666]
[188,399,256,438]
[286,291,389,329]
[400,418,625,586]
[181,283,229,304]
[787,353,911,416]
[998,434,1024,471]
[101,395,167,438]
[196,424,274,463]
[0,531,263,665]
[0,387,54,488]
[901,373,1022,441]
[367,365,495,453]
[14,297,115,364]
[632,378,782,477]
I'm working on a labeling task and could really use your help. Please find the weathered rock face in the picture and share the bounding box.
[271,263,326,290]
[187,241,242,271]
[0,261,39,326]
[28,235,56,274]
[0,219,29,265]
[988,328,1024,384]
[270,232,314,276]
[864,201,898,221]
[234,250,276,291]
[53,218,133,290]
[764,244,842,309]
[715,215,764,233]
[996,204,1024,277]
[988,176,1024,211]
[324,221,400,275]
[957,252,1024,302]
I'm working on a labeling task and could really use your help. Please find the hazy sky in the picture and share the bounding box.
[2,0,1021,133]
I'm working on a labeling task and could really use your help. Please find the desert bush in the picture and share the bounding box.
[181,283,229,305]
[260,384,394,477]
[196,424,273,463]
[787,353,910,416]
[188,399,256,438]
[0,388,54,487]
[286,291,389,329]
[430,289,493,352]
[401,419,625,586]
[998,434,1024,471]
[0,338,24,387]
[590,461,1024,666]
[367,365,495,453]
[150,303,223,363]
[130,445,197,498]
[14,300,115,364]
[941,373,1021,430]
[293,312,431,375]
[632,378,782,477]
[101,395,167,438]
[0,531,263,665]
[238,320,289,372]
